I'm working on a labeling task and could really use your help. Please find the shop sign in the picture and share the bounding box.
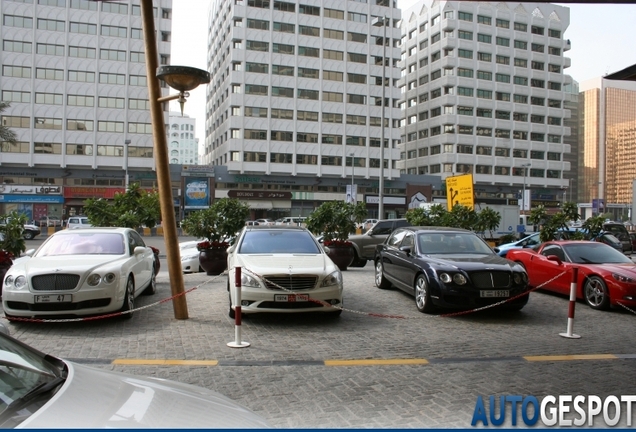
[0,194,64,203]
[0,185,62,194]
[227,190,292,200]
[184,178,210,209]
[64,187,124,199]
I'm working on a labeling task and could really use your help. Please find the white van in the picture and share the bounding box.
[276,217,307,226]
[66,216,92,229]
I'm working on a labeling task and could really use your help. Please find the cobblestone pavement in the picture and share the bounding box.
[8,238,636,427]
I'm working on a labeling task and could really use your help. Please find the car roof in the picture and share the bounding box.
[401,226,471,233]
[53,227,130,234]
[244,225,307,231]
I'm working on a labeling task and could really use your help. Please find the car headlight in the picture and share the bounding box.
[321,270,342,287]
[14,275,27,290]
[612,273,636,283]
[87,274,101,286]
[103,273,116,284]
[240,272,261,288]
[439,273,467,285]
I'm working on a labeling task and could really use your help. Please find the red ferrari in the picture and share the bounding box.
[506,240,636,311]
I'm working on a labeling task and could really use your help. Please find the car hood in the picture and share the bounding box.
[11,255,123,275]
[585,262,636,274]
[20,361,270,428]
[236,254,334,274]
[422,253,520,271]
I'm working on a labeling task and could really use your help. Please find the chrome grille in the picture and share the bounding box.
[32,274,80,291]
[469,272,511,289]
[263,275,318,291]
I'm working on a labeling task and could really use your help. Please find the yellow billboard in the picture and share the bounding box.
[445,174,474,210]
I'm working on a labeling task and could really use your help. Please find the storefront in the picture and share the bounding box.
[0,185,64,222]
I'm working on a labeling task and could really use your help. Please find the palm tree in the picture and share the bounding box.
[0,102,18,148]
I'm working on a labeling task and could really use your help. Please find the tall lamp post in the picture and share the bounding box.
[124,139,131,189]
[372,16,389,220]
[349,152,355,203]
[139,0,210,320]
[521,163,531,214]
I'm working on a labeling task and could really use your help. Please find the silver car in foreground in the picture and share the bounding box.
[0,327,270,428]
[227,226,343,318]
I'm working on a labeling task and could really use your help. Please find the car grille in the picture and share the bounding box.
[263,275,318,291]
[32,274,80,291]
[469,272,511,289]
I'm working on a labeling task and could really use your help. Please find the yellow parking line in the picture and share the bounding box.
[324,359,429,366]
[112,359,219,366]
[524,354,617,362]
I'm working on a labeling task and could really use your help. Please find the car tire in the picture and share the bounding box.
[583,276,610,310]
[23,231,35,240]
[374,260,391,289]
[142,270,157,296]
[120,276,135,319]
[414,275,435,314]
[349,252,367,268]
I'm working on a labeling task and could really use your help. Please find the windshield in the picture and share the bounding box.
[0,334,64,426]
[239,230,321,254]
[418,232,494,255]
[563,242,632,264]
[37,232,125,256]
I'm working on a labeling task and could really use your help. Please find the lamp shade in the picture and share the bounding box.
[156,66,211,92]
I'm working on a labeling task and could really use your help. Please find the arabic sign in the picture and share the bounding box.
[184,178,210,209]
[445,174,474,210]
[227,190,292,200]
[0,194,65,203]
[0,185,62,194]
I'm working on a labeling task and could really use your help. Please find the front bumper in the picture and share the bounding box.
[230,283,343,314]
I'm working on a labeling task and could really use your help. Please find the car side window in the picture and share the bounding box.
[372,222,393,235]
[401,232,415,249]
[128,231,145,255]
[395,219,410,229]
[541,244,566,261]
[387,230,407,247]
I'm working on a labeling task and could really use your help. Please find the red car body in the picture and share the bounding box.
[506,240,636,310]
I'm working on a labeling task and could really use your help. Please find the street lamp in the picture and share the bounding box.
[521,163,531,213]
[373,16,389,220]
[124,139,131,190]
[139,0,210,320]
[349,152,355,203]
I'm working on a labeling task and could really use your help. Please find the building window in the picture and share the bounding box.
[477,15,491,25]
[496,55,509,65]
[514,58,527,67]
[477,108,492,118]
[531,25,544,35]
[477,89,492,99]
[477,34,491,43]
[458,49,473,59]
[458,11,473,21]
[531,43,544,53]
[458,30,473,40]
[514,40,527,49]
[514,76,528,85]
[513,112,528,121]
[458,87,473,97]
[513,94,528,104]
[496,18,509,29]
[496,37,510,47]
[495,73,510,83]
[514,22,527,31]
[549,29,561,38]
[477,52,491,62]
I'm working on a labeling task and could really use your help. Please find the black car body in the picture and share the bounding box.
[602,223,633,254]
[348,218,411,267]
[374,227,530,313]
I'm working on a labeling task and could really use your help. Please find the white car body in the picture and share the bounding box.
[66,216,92,229]
[0,331,270,428]
[180,240,202,273]
[2,228,156,319]
[227,226,343,316]
[255,218,275,226]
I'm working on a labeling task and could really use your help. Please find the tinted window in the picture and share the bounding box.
[372,222,394,235]
[418,232,493,254]
[239,230,320,254]
[563,242,631,264]
[387,230,407,247]
[540,244,565,261]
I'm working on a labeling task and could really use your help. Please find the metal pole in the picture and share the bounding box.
[350,152,355,202]
[379,17,387,220]
[124,139,131,190]
[140,0,188,319]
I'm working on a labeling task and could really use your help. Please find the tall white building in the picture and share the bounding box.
[0,0,172,219]
[398,1,571,209]
[168,111,199,164]
[204,0,402,198]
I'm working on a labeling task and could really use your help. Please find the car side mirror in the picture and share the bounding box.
[134,246,146,255]
[546,255,562,265]
[227,245,236,254]
[399,245,412,256]
[322,246,330,253]
[25,249,36,257]
[493,247,500,253]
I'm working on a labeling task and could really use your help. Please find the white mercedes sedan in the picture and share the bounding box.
[2,228,156,320]
[227,226,343,318]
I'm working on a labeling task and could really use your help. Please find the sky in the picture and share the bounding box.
[169,1,636,148]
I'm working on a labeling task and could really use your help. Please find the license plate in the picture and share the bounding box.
[35,294,72,303]
[480,290,509,298]
[274,294,309,302]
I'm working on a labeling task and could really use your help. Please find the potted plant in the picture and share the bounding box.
[180,198,250,275]
[306,201,367,270]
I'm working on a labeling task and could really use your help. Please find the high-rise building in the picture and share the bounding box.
[203,0,403,217]
[0,0,173,220]
[398,1,571,210]
[579,77,636,219]
[168,112,199,165]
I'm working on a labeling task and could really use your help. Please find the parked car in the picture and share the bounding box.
[630,232,636,251]
[66,216,92,230]
[357,219,378,231]
[496,232,541,258]
[506,240,636,311]
[255,218,275,226]
[348,218,411,267]
[180,240,202,273]
[2,227,157,320]
[374,227,530,313]
[275,217,307,226]
[602,222,633,254]
[226,225,343,318]
[0,324,271,428]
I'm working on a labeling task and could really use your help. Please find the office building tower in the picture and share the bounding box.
[168,112,199,165]
[398,1,571,210]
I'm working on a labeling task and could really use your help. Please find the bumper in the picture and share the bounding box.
[2,285,123,317]
[431,285,530,310]
[230,284,343,314]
